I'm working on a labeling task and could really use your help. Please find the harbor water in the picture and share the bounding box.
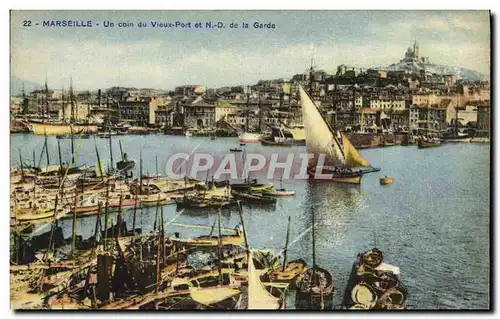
[10,134,490,309]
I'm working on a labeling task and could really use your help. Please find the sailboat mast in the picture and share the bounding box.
[32,149,36,170]
[308,58,314,96]
[108,128,114,171]
[70,126,75,165]
[217,210,223,285]
[70,77,75,123]
[258,85,263,132]
[246,86,250,132]
[94,138,104,181]
[18,149,25,182]
[455,93,459,137]
[312,206,316,274]
[61,85,66,122]
[139,150,143,194]
[282,216,291,272]
[44,132,50,166]
[71,191,78,256]
[44,78,49,121]
[119,140,125,161]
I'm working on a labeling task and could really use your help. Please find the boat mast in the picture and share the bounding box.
[132,192,138,236]
[44,77,49,121]
[455,93,459,138]
[61,85,66,122]
[217,209,223,285]
[246,86,250,132]
[282,216,291,272]
[139,150,143,194]
[18,149,25,182]
[94,138,104,181]
[108,127,114,172]
[119,140,125,161]
[57,139,63,186]
[44,131,50,166]
[71,190,78,256]
[69,77,75,123]
[308,58,314,96]
[155,154,159,179]
[312,206,316,277]
[70,126,75,165]
[258,85,263,132]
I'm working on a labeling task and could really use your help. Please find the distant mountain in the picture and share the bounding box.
[379,61,488,82]
[10,76,43,96]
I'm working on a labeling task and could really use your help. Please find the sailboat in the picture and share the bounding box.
[299,86,378,184]
[238,86,262,143]
[28,79,98,135]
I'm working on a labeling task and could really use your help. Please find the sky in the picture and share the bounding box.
[10,10,491,91]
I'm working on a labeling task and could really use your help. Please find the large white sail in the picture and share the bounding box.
[247,251,280,309]
[299,86,370,168]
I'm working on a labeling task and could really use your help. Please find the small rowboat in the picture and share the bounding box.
[380,176,394,185]
[262,189,296,196]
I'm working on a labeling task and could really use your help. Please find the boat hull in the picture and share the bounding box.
[380,177,394,185]
[308,168,363,184]
[417,140,441,148]
[29,121,98,136]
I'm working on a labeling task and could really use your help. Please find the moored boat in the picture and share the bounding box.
[231,190,277,204]
[28,121,98,136]
[342,248,408,310]
[418,138,441,148]
[261,189,296,196]
[238,132,261,143]
[380,176,394,185]
[299,85,377,184]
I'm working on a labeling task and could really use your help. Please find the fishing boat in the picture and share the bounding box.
[417,137,441,148]
[260,136,293,147]
[380,176,394,185]
[108,195,141,209]
[231,190,277,204]
[172,225,244,247]
[342,248,408,310]
[248,183,274,193]
[140,193,168,207]
[262,180,295,196]
[238,132,261,143]
[295,266,335,310]
[262,189,296,196]
[299,85,377,185]
[15,208,55,221]
[28,121,99,136]
[175,196,234,209]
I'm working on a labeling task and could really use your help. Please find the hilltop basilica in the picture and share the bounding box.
[401,41,431,64]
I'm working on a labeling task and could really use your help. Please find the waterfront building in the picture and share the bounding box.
[476,100,491,134]
[118,98,160,126]
[457,103,479,126]
[154,106,173,128]
[182,96,216,129]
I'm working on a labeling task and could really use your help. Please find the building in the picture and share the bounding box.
[182,97,216,129]
[476,100,490,134]
[369,98,405,111]
[457,103,478,126]
[154,107,173,128]
[118,98,159,126]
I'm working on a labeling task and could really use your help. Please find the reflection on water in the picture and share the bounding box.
[10,135,490,309]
